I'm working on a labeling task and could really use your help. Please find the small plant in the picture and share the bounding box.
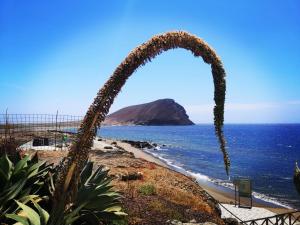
[294,162,300,195]
[138,184,156,196]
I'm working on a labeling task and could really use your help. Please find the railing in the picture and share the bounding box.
[0,113,83,151]
[242,210,300,225]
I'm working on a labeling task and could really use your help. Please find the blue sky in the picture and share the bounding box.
[1,0,300,123]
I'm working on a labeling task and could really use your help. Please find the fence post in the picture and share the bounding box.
[55,110,58,151]
[4,108,9,152]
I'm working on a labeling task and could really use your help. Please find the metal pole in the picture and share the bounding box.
[235,183,237,206]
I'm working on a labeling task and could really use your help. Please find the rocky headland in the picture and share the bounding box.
[103,99,194,126]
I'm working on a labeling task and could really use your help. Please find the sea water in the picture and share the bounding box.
[98,124,300,209]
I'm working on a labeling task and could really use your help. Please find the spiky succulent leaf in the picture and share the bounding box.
[0,154,52,222]
[14,201,41,225]
[5,213,30,225]
[57,162,126,224]
[80,161,93,185]
[32,201,49,225]
[0,153,13,182]
[6,200,49,225]
[13,155,30,176]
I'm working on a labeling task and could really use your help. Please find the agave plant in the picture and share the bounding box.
[53,31,229,209]
[50,161,126,225]
[7,161,126,225]
[6,200,50,225]
[294,162,300,195]
[0,153,53,222]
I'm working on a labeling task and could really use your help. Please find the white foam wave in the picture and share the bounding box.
[143,148,294,209]
[186,170,211,182]
[252,191,293,209]
[154,146,162,150]
[210,180,293,209]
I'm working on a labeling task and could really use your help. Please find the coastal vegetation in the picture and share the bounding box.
[0,153,125,224]
[138,184,156,196]
[0,153,52,221]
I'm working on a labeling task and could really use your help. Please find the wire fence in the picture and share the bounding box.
[0,113,83,151]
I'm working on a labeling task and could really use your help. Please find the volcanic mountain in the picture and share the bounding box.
[103,99,194,126]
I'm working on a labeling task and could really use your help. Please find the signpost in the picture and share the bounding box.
[234,178,252,208]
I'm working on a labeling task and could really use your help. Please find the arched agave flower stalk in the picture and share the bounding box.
[53,31,229,207]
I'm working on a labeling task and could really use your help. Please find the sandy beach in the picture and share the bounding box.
[92,138,167,167]
[93,138,294,221]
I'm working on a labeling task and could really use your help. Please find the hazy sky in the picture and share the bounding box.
[1,0,300,123]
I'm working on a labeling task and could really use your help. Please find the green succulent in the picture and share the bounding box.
[6,200,50,225]
[6,160,126,225]
[0,153,52,221]
[63,162,126,225]
[294,162,300,195]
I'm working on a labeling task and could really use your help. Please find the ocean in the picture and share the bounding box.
[97,124,300,209]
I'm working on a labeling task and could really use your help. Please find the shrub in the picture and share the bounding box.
[294,162,300,195]
[138,184,156,196]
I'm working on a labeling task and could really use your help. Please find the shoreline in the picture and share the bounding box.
[96,137,293,215]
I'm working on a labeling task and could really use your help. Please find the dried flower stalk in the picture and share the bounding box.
[53,31,229,206]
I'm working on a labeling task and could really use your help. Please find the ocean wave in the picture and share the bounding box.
[185,170,211,182]
[209,179,293,209]
[144,147,293,209]
[252,192,293,209]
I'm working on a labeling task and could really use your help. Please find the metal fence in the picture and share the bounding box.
[242,210,300,225]
[0,113,83,151]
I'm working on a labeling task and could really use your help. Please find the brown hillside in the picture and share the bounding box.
[103,99,194,126]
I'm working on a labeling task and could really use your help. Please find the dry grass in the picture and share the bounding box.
[125,163,212,213]
[148,199,184,221]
